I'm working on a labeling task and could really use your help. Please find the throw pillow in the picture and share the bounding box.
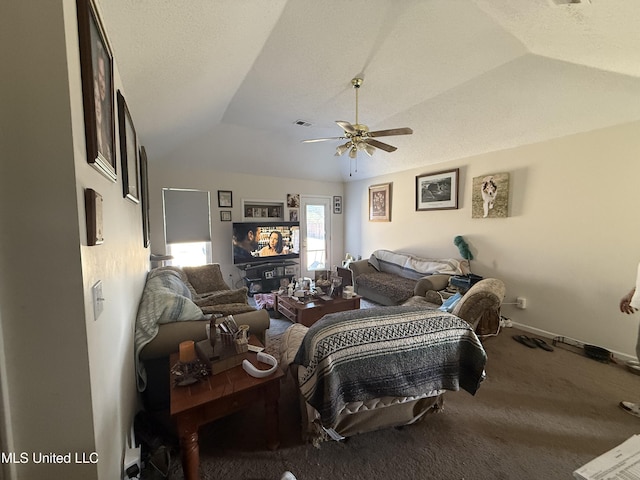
[183,264,230,293]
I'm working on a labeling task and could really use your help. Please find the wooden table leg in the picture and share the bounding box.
[264,382,281,450]
[177,414,200,480]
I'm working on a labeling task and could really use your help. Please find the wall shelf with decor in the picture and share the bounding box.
[237,260,298,296]
[242,200,285,221]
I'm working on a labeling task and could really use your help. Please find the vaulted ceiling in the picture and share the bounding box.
[99,0,640,182]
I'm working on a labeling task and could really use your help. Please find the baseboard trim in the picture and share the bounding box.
[510,321,635,363]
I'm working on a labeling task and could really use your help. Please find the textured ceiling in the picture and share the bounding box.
[98,0,640,182]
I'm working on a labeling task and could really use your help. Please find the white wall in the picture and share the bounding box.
[345,120,640,358]
[148,165,344,284]
[0,1,146,478]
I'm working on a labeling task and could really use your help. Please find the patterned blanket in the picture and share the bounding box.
[371,249,469,279]
[293,306,487,428]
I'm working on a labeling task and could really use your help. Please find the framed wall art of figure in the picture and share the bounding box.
[369,183,392,222]
[218,190,233,208]
[77,0,117,182]
[415,168,459,211]
[117,91,139,203]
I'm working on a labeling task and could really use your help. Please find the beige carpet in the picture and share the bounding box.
[161,323,640,480]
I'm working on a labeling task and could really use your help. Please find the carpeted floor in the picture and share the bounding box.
[153,302,640,480]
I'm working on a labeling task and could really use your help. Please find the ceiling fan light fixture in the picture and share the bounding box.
[335,143,350,156]
[349,146,357,159]
[364,143,376,156]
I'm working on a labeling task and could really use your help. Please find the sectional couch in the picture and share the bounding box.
[348,249,470,305]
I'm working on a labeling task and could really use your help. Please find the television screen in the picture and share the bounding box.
[232,222,300,265]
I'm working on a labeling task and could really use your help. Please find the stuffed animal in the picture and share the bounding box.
[453,235,473,261]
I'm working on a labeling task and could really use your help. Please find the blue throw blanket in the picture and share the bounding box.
[293,306,487,428]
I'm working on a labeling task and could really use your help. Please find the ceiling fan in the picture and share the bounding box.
[302,77,413,158]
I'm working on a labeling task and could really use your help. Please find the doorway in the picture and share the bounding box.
[300,196,331,278]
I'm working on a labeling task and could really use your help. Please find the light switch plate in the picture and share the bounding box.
[92,280,104,320]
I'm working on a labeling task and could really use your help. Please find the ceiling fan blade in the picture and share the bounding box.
[369,127,413,137]
[366,138,397,153]
[336,121,356,134]
[301,137,344,143]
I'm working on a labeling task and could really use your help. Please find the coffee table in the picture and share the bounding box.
[170,337,284,480]
[275,293,361,327]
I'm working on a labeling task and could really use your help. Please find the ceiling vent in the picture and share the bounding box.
[294,120,313,127]
[548,0,590,6]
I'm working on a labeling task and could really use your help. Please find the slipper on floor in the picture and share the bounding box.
[512,335,537,349]
[531,337,554,351]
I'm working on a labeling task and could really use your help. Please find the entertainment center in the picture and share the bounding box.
[238,260,298,296]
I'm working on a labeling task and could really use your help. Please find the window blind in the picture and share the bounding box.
[163,189,211,244]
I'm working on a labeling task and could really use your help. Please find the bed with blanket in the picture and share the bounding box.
[280,305,487,444]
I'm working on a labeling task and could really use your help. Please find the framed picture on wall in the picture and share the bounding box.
[76,0,117,182]
[369,183,391,222]
[117,91,139,203]
[472,172,510,218]
[139,146,150,248]
[218,190,233,207]
[333,195,342,214]
[415,168,459,211]
[220,210,232,222]
[85,188,104,246]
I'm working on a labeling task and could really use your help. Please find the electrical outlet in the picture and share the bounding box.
[122,446,141,480]
[516,297,527,309]
[92,281,104,319]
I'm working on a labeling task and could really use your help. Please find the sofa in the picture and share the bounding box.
[134,264,270,411]
[348,249,470,305]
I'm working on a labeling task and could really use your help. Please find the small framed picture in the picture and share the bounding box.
[220,210,232,222]
[416,168,459,211]
[264,270,274,279]
[333,195,342,214]
[218,190,233,208]
[369,183,391,222]
[85,188,104,246]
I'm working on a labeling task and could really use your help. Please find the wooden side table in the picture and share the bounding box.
[170,338,284,480]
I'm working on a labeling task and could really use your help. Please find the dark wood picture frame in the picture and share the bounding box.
[85,188,104,246]
[218,190,233,208]
[77,0,117,182]
[220,211,232,222]
[117,91,140,203]
[415,168,459,211]
[139,146,151,248]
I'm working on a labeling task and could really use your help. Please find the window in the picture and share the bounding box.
[167,242,211,267]
[163,189,212,266]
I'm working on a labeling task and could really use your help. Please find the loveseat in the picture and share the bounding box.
[134,264,270,411]
[348,249,470,305]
